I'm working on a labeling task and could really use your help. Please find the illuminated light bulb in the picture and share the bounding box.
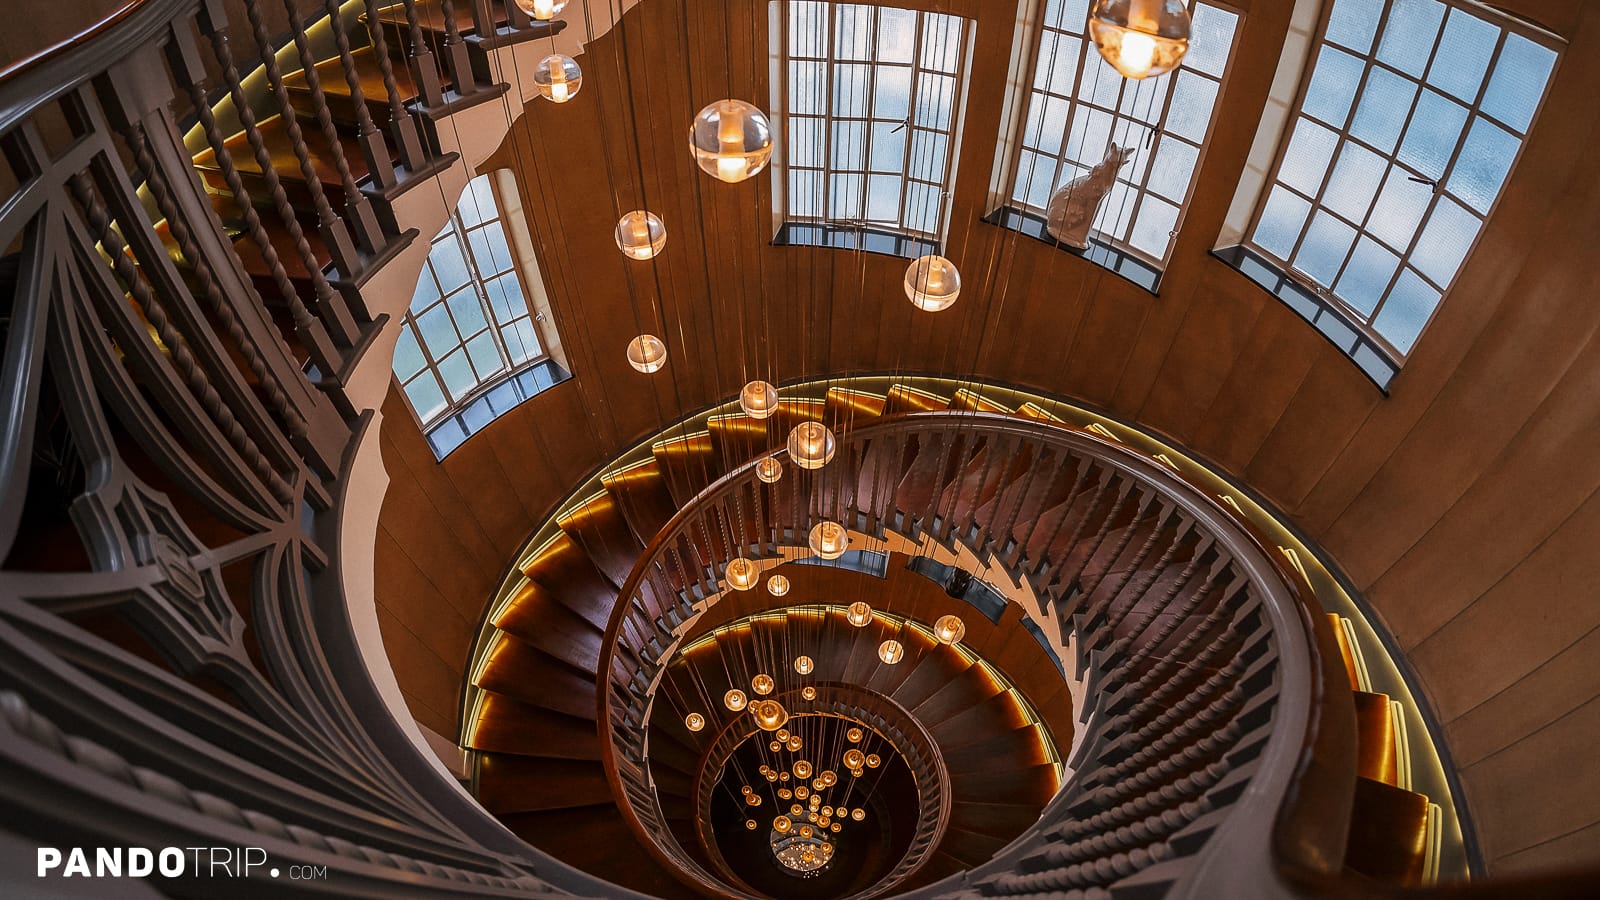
[846,727,863,743]
[779,788,792,799]
[807,520,849,560]
[689,99,774,183]
[725,557,758,591]
[852,808,865,822]
[685,712,705,732]
[753,699,789,731]
[793,655,813,675]
[821,770,837,786]
[745,819,757,830]
[779,771,790,781]
[724,689,747,712]
[793,760,813,779]
[822,806,834,818]
[801,686,816,700]
[1088,0,1191,79]
[843,749,865,770]
[625,334,667,373]
[746,794,762,806]
[770,740,781,752]
[776,729,791,742]
[739,380,779,419]
[878,639,904,664]
[791,804,803,816]
[755,456,783,484]
[809,795,821,808]
[807,812,818,823]
[850,767,863,777]
[614,210,667,260]
[787,736,802,751]
[752,673,775,695]
[934,614,967,644]
[741,785,753,795]
[534,54,582,103]
[866,753,881,768]
[904,254,961,312]
[514,0,566,20]
[774,816,792,833]
[766,770,779,782]
[768,574,790,597]
[795,786,809,800]
[830,822,841,833]
[846,601,872,627]
[786,421,836,469]
[799,826,814,839]
[812,778,823,791]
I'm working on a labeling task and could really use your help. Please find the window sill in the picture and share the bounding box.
[774,221,940,260]
[983,206,1163,295]
[1213,246,1396,393]
[423,359,572,459]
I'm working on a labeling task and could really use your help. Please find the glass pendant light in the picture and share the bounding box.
[808,520,849,560]
[843,749,865,770]
[614,210,667,260]
[1088,0,1191,79]
[878,639,904,664]
[787,735,802,751]
[801,686,816,700]
[516,0,567,20]
[755,456,784,484]
[820,770,837,786]
[724,689,748,712]
[740,380,779,419]
[685,712,705,732]
[774,815,792,833]
[846,727,863,743]
[746,794,762,807]
[690,100,774,183]
[754,699,789,731]
[626,334,667,373]
[752,673,775,695]
[770,740,782,752]
[534,54,582,103]
[852,808,865,822]
[745,819,758,830]
[768,574,790,596]
[846,601,872,627]
[787,421,836,469]
[905,255,961,311]
[933,614,967,644]
[793,760,813,778]
[866,753,881,768]
[725,557,758,591]
[793,655,813,675]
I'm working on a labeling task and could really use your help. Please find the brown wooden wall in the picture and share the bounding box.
[370,0,1600,874]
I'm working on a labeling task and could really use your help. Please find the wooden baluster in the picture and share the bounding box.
[467,0,497,41]
[437,0,479,96]
[67,171,294,506]
[361,0,429,170]
[399,0,447,107]
[502,0,532,31]
[278,0,386,255]
[321,0,397,195]
[199,12,361,350]
[237,0,362,278]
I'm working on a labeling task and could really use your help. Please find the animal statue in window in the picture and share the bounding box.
[1044,144,1137,249]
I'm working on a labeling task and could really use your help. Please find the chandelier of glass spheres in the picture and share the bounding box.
[514,0,566,20]
[614,210,667,260]
[534,54,582,103]
[725,689,748,712]
[846,601,872,627]
[689,100,775,183]
[755,455,784,484]
[725,557,759,591]
[934,614,967,644]
[752,673,775,695]
[1088,0,1192,79]
[740,380,779,419]
[793,655,813,675]
[787,421,837,469]
[808,520,849,560]
[878,639,905,664]
[905,254,961,311]
[626,334,667,373]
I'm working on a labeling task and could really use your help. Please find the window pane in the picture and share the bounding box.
[417,304,460,356]
[436,350,477,402]
[1279,118,1339,196]
[790,117,824,168]
[831,121,867,170]
[1350,67,1419,154]
[410,269,441,314]
[1303,45,1366,129]
[1129,195,1179,258]
[466,331,505,380]
[1295,211,1358,287]
[1254,187,1313,260]
[869,121,907,172]
[1034,32,1081,95]
[790,169,824,217]
[914,73,956,128]
[1327,0,1385,54]
[1373,268,1441,353]
[458,175,497,227]
[1014,150,1059,209]
[1184,6,1238,78]
[877,8,916,64]
[908,129,949,181]
[485,273,528,325]
[790,61,825,115]
[447,290,489,339]
[1397,89,1468,180]
[866,175,902,222]
[1334,237,1401,316]
[1375,0,1445,77]
[1482,34,1556,133]
[405,374,447,423]
[1410,196,1477,286]
[834,64,871,116]
[1146,138,1198,202]
[468,222,514,275]
[503,319,542,364]
[393,324,427,380]
[1427,8,1499,102]
[1044,0,1090,32]
[829,173,865,219]
[1447,117,1518,213]
[1323,143,1386,223]
[1164,70,1219,142]
[1366,166,1432,251]
[429,236,470,293]
[873,65,912,122]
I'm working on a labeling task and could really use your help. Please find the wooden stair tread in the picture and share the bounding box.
[467,696,597,757]
[1345,776,1431,886]
[477,754,611,813]
[193,113,369,191]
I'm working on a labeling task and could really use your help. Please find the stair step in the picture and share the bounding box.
[519,533,617,630]
[492,578,604,670]
[467,697,597,757]
[951,387,1011,414]
[651,432,717,507]
[474,639,596,720]
[477,755,611,813]
[283,46,416,128]
[192,114,369,214]
[557,492,643,589]
[950,763,1059,807]
[912,663,1006,726]
[1354,690,1399,787]
[939,824,1011,865]
[601,460,680,540]
[1345,776,1430,886]
[949,800,1045,836]
[825,387,886,428]
[884,383,949,415]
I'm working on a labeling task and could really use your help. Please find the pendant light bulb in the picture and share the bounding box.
[534,54,582,103]
[808,520,849,560]
[934,614,967,644]
[753,699,789,731]
[787,421,837,469]
[626,334,667,373]
[724,689,747,712]
[614,210,667,260]
[905,254,961,311]
[725,557,758,591]
[516,0,567,20]
[793,655,813,675]
[752,673,775,695]
[878,639,904,664]
[768,574,791,596]
[1088,0,1191,79]
[690,100,774,183]
[755,455,784,484]
[685,712,705,732]
[739,380,779,419]
[846,601,872,627]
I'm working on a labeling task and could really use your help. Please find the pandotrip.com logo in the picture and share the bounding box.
[35,846,327,881]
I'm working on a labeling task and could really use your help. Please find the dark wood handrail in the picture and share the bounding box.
[0,0,149,85]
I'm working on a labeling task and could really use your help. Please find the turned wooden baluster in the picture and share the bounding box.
[237,0,362,278]
[279,0,386,254]
[321,0,397,194]
[199,12,361,350]
[361,0,429,170]
[67,171,294,506]
[399,0,447,108]
[437,0,479,96]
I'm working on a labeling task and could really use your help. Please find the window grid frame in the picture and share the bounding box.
[779,2,973,241]
[1243,0,1560,362]
[1004,0,1243,268]
[397,176,549,429]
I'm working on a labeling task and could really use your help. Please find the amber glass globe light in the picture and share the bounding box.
[843,749,865,769]
[846,601,872,627]
[690,100,774,183]
[808,520,849,560]
[1089,0,1191,79]
[626,334,667,373]
[754,699,789,731]
[724,689,748,712]
[793,655,814,675]
[846,727,863,743]
[752,673,775,695]
[787,735,802,751]
[774,815,792,833]
[755,456,784,484]
[852,808,866,822]
[738,380,779,419]
[515,0,567,20]
[787,421,837,469]
[905,254,961,312]
[878,639,904,664]
[685,712,705,732]
[793,760,813,778]
[614,210,667,260]
[534,54,582,103]
[725,557,758,591]
[801,686,817,700]
[934,614,967,644]
[866,753,881,768]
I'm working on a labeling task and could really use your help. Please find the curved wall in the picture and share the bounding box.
[370,0,1600,873]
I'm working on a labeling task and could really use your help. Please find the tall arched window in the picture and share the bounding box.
[392,171,568,457]
[1241,0,1558,376]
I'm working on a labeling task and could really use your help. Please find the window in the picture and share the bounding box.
[1247,0,1557,362]
[776,1,972,249]
[393,172,564,453]
[1000,0,1240,270]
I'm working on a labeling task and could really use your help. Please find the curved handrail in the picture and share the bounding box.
[0,0,185,126]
